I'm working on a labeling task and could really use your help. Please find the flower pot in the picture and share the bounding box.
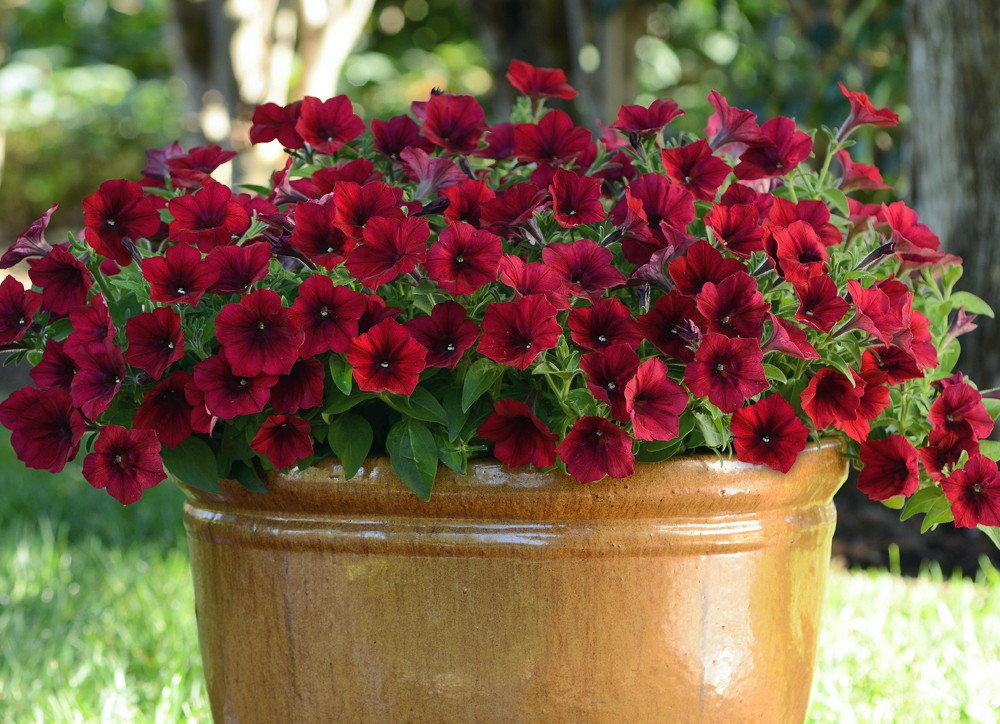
[181,442,847,722]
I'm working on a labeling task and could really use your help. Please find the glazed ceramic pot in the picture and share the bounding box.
[181,441,847,723]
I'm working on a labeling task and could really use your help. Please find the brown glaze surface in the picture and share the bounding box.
[182,442,847,723]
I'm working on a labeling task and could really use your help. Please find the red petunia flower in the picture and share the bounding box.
[83,424,166,504]
[420,93,487,154]
[766,198,841,249]
[928,380,994,444]
[580,345,639,422]
[704,203,764,256]
[637,290,703,362]
[705,90,764,151]
[26,244,92,316]
[612,98,684,136]
[514,110,591,164]
[249,101,304,149]
[64,295,114,360]
[290,196,355,269]
[557,416,635,484]
[836,83,899,140]
[133,371,195,448]
[918,428,978,483]
[567,297,640,351]
[345,215,430,289]
[289,274,365,357]
[613,174,696,264]
[371,114,434,157]
[124,308,184,380]
[941,454,1000,528]
[167,145,237,189]
[251,414,314,469]
[399,147,466,199]
[405,301,479,369]
[845,280,907,345]
[731,395,810,473]
[856,434,919,502]
[426,222,502,295]
[864,346,923,386]
[549,169,605,228]
[441,179,495,228]
[801,367,863,431]
[836,150,888,192]
[0,276,40,346]
[193,353,277,419]
[660,140,730,201]
[30,339,76,391]
[0,386,84,472]
[772,221,829,282]
[82,179,160,265]
[497,254,569,310]
[204,241,271,295]
[734,117,813,180]
[794,276,849,332]
[215,289,302,377]
[479,122,517,160]
[357,293,401,333]
[140,243,215,306]
[477,294,561,370]
[684,333,768,413]
[168,182,251,251]
[667,239,743,295]
[762,315,819,361]
[624,357,688,441]
[269,358,325,415]
[720,183,774,217]
[481,182,549,238]
[506,59,577,100]
[346,318,427,395]
[70,346,126,420]
[878,201,953,268]
[838,367,890,443]
[696,271,769,339]
[477,399,558,469]
[183,378,216,435]
[542,239,625,299]
[1,203,56,269]
[293,95,364,154]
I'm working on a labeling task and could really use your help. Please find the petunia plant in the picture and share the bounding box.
[1,61,998,545]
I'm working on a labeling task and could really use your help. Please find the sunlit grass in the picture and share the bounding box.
[1,431,997,721]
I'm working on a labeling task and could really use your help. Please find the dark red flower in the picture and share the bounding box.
[346,319,427,395]
[731,395,810,473]
[918,428,978,483]
[289,274,365,357]
[168,182,251,251]
[26,245,92,316]
[762,315,819,361]
[941,454,1000,528]
[696,271,769,339]
[856,434,919,502]
[399,147,466,199]
[838,368,890,443]
[204,242,271,295]
[141,243,217,305]
[124,308,184,380]
[497,254,569,310]
[1,203,56,268]
[167,145,237,189]
[478,122,517,160]
[719,183,774,218]
[624,357,687,441]
[794,276,849,332]
[357,293,401,333]
[82,179,160,265]
[580,345,639,421]
[249,101,304,148]
[405,301,478,369]
[704,203,763,256]
[548,169,605,228]
[506,59,577,100]
[290,196,354,268]
[420,94,487,154]
[184,379,216,435]
[477,399,558,469]
[836,150,888,192]
[837,83,900,140]
[877,201,954,268]
[705,90,764,151]
[684,333,767,413]
[308,160,381,194]
[660,140,730,201]
[612,99,684,136]
[70,346,126,419]
[269,358,325,415]
[0,276,40,346]
[667,239,743,296]
[801,367,863,431]
[64,295,114,359]
[568,297,640,351]
[441,179,496,228]
[637,290,703,362]
[193,354,277,419]
[845,281,907,345]
[139,140,186,186]
[477,294,561,370]
[772,221,829,282]
[613,174,695,264]
[480,182,549,238]
[83,424,165,504]
[557,416,634,484]
[929,381,994,444]
[251,414,314,469]
[426,222,502,295]
[0,386,84,472]
[215,289,302,376]
[371,114,434,156]
[734,117,813,180]
[133,371,195,448]
[345,215,430,289]
[514,110,591,164]
[542,239,625,299]
[30,340,76,391]
[293,95,364,154]
[865,346,923,386]
[766,198,841,248]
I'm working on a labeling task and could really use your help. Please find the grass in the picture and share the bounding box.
[1,432,998,722]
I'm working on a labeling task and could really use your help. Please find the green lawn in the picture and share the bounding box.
[1,432,998,722]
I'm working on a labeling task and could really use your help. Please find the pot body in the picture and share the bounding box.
[182,443,847,723]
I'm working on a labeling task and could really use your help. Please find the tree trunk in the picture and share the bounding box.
[908,0,1000,390]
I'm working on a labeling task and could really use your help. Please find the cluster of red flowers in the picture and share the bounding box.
[1,60,997,531]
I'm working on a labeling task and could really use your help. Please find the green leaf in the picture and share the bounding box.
[386,419,438,501]
[980,526,1000,551]
[900,486,954,532]
[461,358,503,412]
[384,387,449,426]
[820,188,850,218]
[980,440,1000,462]
[948,291,995,318]
[327,413,373,480]
[936,339,961,376]
[983,398,1000,422]
[328,355,353,395]
[231,460,268,493]
[693,411,727,449]
[322,387,371,417]
[441,387,469,441]
[763,364,787,385]
[437,442,468,475]
[162,437,220,493]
